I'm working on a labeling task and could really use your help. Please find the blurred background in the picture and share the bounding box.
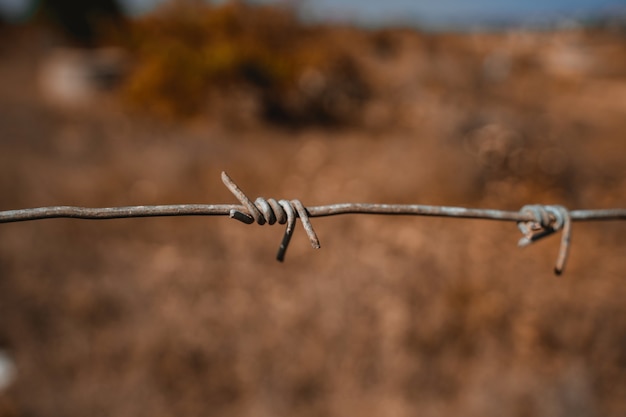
[1,1,626,416]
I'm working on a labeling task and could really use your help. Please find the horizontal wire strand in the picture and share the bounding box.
[0,171,625,271]
[2,204,625,223]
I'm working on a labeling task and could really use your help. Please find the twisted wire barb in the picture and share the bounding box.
[517,205,571,275]
[1,171,625,273]
[220,171,320,262]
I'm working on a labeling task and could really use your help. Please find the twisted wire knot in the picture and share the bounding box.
[221,172,320,262]
[517,204,572,275]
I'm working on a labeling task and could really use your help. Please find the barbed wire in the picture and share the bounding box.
[1,171,625,274]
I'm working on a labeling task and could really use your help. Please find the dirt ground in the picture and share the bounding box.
[0,22,626,417]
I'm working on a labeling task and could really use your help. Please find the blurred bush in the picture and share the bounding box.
[120,1,369,126]
[37,0,125,45]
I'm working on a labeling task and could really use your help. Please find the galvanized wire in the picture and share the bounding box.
[1,171,625,273]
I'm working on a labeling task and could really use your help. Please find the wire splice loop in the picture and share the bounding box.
[517,204,572,275]
[221,171,320,262]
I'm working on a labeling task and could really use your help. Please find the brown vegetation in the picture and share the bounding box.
[121,2,369,125]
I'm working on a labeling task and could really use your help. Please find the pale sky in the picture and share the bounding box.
[0,0,624,28]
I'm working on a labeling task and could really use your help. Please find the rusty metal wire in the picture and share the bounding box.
[1,171,625,274]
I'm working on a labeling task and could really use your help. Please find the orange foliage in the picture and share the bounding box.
[121,1,368,125]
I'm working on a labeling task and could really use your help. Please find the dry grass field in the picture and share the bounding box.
[0,4,625,416]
